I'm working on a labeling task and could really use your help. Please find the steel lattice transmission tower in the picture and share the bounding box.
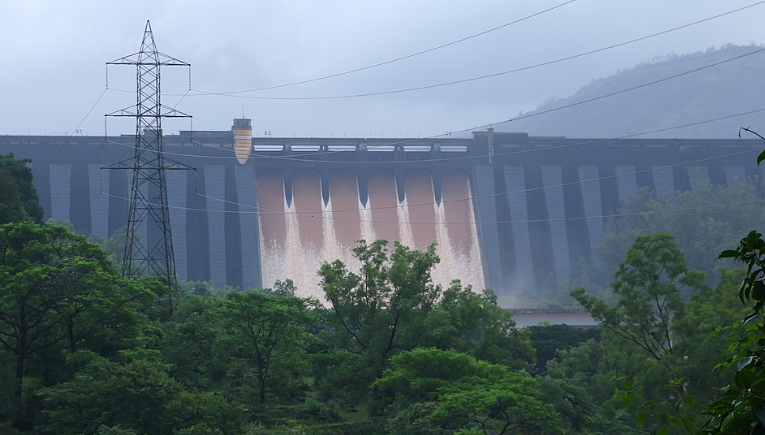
[104,21,193,298]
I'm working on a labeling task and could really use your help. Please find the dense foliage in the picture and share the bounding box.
[0,221,550,434]
[0,221,752,434]
[0,154,43,225]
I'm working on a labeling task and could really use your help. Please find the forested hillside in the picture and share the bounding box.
[506,44,765,139]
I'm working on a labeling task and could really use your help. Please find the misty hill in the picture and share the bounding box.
[503,44,765,139]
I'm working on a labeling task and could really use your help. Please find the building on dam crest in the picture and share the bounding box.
[2,120,763,307]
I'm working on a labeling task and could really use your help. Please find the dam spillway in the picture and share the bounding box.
[254,170,483,296]
[2,126,763,306]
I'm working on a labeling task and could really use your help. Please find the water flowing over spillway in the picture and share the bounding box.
[256,171,484,299]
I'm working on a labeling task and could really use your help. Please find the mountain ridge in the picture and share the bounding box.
[501,44,765,139]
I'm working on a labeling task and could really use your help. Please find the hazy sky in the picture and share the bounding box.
[1,0,762,138]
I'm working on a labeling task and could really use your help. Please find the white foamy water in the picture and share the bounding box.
[431,201,485,291]
[257,173,485,303]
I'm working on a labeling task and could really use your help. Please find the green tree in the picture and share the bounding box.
[527,324,599,375]
[102,225,128,269]
[319,240,440,377]
[617,244,765,434]
[697,230,765,434]
[0,154,43,225]
[221,290,316,405]
[543,334,654,434]
[373,348,559,435]
[36,352,180,435]
[95,425,139,435]
[597,187,669,280]
[37,351,241,435]
[569,232,716,432]
[268,279,297,297]
[672,269,749,401]
[0,221,141,424]
[161,295,228,389]
[418,281,534,369]
[573,232,705,370]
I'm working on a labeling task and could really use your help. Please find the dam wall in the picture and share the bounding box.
[1,129,763,305]
[470,131,763,305]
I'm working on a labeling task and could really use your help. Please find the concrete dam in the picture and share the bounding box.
[2,124,763,306]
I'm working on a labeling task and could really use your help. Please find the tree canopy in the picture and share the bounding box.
[0,153,43,225]
[0,221,155,425]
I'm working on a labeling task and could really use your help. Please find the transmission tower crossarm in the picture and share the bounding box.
[159,105,192,118]
[105,107,139,117]
[102,157,195,172]
[162,158,196,170]
[101,158,138,170]
[105,104,191,118]
[107,52,190,67]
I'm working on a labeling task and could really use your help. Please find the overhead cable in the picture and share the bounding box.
[186,3,765,100]
[100,107,765,164]
[100,193,765,226]
[191,0,579,95]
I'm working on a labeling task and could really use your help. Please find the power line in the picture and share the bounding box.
[504,48,765,123]
[70,88,108,136]
[296,46,765,157]
[99,193,765,227]
[75,2,765,152]
[190,0,579,95]
[96,6,765,163]
[100,107,765,165]
[39,9,765,222]
[50,88,112,205]
[243,107,765,163]
[89,106,765,216]
[184,3,765,100]
[185,46,765,104]
[95,143,764,219]
[176,44,765,162]
[192,147,761,215]
[47,84,765,221]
